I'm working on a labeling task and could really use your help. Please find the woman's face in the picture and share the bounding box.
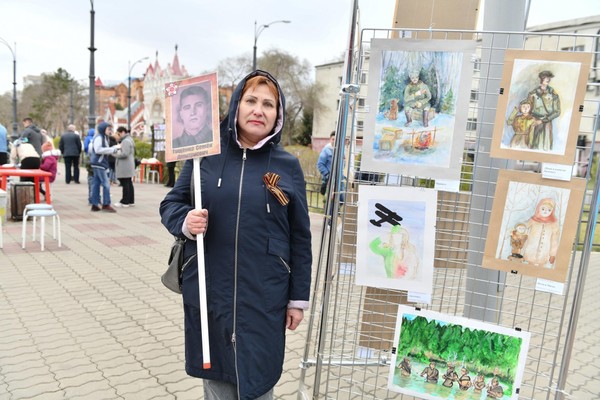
[237,83,277,147]
[540,204,553,217]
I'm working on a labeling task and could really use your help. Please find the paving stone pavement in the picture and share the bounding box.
[0,169,598,399]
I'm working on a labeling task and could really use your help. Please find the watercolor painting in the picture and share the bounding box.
[491,50,590,164]
[164,73,220,162]
[389,306,531,400]
[355,185,436,295]
[361,39,475,181]
[482,170,586,282]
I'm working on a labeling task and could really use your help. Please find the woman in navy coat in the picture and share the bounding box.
[160,70,312,400]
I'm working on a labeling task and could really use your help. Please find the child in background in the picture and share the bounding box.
[40,141,61,197]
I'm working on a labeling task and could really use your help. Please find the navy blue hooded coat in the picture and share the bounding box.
[159,70,312,399]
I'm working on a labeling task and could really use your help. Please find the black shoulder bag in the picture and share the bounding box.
[161,168,196,294]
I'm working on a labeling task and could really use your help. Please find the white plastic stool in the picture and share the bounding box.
[22,204,54,241]
[147,169,159,183]
[22,208,61,251]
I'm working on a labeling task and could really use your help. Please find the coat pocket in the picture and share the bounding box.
[265,237,291,312]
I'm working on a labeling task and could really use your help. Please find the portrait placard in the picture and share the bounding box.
[164,73,220,162]
[361,39,476,181]
[482,170,586,282]
[356,185,436,295]
[490,50,591,164]
[389,306,530,400]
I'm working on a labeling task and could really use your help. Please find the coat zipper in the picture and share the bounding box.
[279,257,291,273]
[232,147,246,397]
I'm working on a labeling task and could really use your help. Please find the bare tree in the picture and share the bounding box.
[259,49,324,146]
[217,55,252,117]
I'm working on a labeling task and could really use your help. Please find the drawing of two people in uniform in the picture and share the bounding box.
[506,70,561,152]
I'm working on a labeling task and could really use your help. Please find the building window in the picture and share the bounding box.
[473,57,481,72]
[470,90,479,101]
[561,45,585,52]
[360,72,367,84]
[466,118,477,131]
[338,76,343,86]
[357,98,365,108]
[356,120,364,131]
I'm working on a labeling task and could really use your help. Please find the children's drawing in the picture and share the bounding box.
[491,50,590,164]
[388,306,531,400]
[362,39,476,181]
[356,185,436,294]
[482,170,586,282]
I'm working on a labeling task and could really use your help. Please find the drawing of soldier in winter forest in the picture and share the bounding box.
[373,48,466,168]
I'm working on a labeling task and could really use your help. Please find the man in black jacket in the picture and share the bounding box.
[59,124,83,184]
[20,117,43,157]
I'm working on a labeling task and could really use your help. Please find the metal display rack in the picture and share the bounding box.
[298,26,600,399]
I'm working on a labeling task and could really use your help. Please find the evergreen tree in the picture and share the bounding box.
[441,88,455,114]
[379,65,403,112]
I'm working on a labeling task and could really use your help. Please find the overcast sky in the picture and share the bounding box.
[0,0,599,95]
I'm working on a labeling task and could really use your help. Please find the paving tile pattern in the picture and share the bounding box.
[0,171,598,399]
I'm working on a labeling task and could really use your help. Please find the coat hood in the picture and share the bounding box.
[97,122,111,136]
[220,70,285,148]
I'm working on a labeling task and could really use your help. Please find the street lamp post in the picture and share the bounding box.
[0,37,18,141]
[252,19,291,71]
[88,0,96,132]
[128,57,149,133]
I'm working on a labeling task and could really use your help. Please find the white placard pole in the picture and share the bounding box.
[193,158,211,369]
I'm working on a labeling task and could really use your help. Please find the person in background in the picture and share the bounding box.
[84,126,96,154]
[39,141,60,197]
[107,131,118,185]
[164,161,176,188]
[59,124,83,184]
[114,127,135,207]
[10,137,40,182]
[89,122,120,212]
[0,122,8,165]
[160,70,312,400]
[40,129,51,144]
[20,117,43,157]
[317,131,335,196]
[85,118,104,206]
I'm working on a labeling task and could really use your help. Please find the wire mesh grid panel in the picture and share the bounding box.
[299,27,600,400]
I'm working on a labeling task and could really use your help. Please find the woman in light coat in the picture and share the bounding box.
[523,198,560,267]
[114,127,136,207]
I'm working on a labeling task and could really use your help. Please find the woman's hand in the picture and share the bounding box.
[286,308,304,331]
[186,208,209,236]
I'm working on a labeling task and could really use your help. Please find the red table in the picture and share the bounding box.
[0,169,53,204]
[139,161,163,183]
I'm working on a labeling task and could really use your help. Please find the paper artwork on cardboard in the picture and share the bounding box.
[490,50,590,164]
[356,185,436,295]
[482,170,585,282]
[361,39,476,181]
[389,306,530,400]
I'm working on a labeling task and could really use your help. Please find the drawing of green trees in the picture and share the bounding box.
[397,315,523,389]
[379,64,403,113]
